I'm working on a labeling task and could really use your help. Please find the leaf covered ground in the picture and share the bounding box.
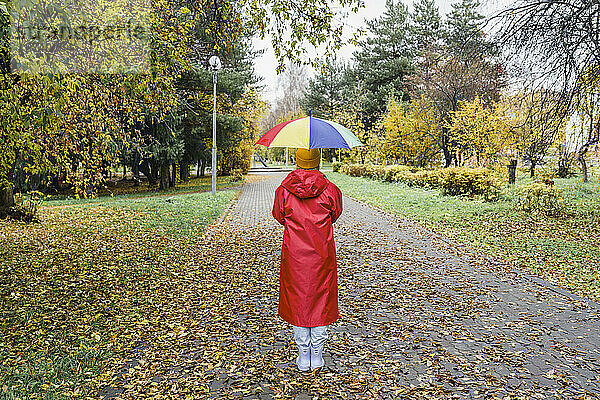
[0,190,236,399]
[326,172,600,301]
[97,174,599,399]
[3,173,600,400]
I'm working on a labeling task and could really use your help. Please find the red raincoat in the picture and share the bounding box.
[272,169,343,327]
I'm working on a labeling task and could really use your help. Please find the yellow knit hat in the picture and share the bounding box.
[296,148,321,170]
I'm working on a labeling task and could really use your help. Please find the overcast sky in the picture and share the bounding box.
[252,0,456,105]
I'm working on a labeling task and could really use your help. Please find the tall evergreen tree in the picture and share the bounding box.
[353,0,414,128]
[302,56,353,120]
[443,0,496,60]
[411,0,505,167]
[411,0,442,52]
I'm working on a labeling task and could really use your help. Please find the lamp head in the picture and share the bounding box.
[209,55,222,71]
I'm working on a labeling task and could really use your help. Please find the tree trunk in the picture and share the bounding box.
[159,163,170,190]
[0,185,14,215]
[443,148,453,167]
[150,159,160,185]
[508,159,517,184]
[139,159,158,186]
[557,163,569,178]
[196,162,200,178]
[200,159,206,177]
[132,153,140,186]
[1,160,17,216]
[180,162,190,182]
[170,163,176,188]
[530,160,536,178]
[579,151,588,182]
[557,145,572,178]
[122,164,127,181]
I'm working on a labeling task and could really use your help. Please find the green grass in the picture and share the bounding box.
[42,175,242,206]
[326,171,600,300]
[0,190,237,400]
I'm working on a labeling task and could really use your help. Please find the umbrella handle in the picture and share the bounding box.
[309,110,311,149]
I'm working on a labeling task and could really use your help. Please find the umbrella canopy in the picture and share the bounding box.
[255,114,363,149]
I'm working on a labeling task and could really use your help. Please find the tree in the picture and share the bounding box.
[449,97,515,167]
[505,91,565,177]
[444,0,496,60]
[223,88,268,173]
[302,56,353,120]
[330,85,374,164]
[411,0,442,53]
[494,1,600,179]
[246,0,364,71]
[380,95,441,167]
[413,53,505,166]
[353,0,414,128]
[571,66,600,182]
[259,62,309,162]
[494,0,600,96]
[1,0,363,215]
[411,0,505,167]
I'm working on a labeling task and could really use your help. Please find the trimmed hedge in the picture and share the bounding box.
[337,164,504,201]
[437,167,503,201]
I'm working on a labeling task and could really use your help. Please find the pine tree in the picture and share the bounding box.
[353,0,414,128]
[411,0,441,53]
[443,0,496,60]
[302,56,353,120]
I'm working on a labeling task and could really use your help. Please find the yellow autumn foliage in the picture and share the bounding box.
[380,95,441,167]
[449,97,516,167]
[220,89,268,174]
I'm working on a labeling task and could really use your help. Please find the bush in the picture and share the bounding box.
[363,165,387,180]
[332,162,342,172]
[340,164,439,188]
[338,164,504,200]
[437,167,503,201]
[401,169,440,187]
[516,181,564,215]
[229,169,245,182]
[9,191,44,222]
[383,165,412,182]
[340,164,367,177]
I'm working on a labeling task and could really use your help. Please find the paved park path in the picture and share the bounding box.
[231,173,600,399]
[103,173,600,399]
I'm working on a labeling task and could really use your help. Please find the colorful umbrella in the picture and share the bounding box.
[255,113,363,149]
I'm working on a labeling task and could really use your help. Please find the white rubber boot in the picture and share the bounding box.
[310,344,324,370]
[296,347,310,371]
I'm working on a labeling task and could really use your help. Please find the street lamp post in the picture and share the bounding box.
[209,55,222,196]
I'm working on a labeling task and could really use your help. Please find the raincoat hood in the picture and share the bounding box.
[281,169,329,199]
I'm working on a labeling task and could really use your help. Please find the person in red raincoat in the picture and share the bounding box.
[272,148,343,372]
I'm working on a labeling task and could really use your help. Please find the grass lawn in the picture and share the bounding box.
[44,175,242,206]
[0,189,237,399]
[326,171,600,301]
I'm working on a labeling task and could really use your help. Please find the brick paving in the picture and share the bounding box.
[227,172,600,398]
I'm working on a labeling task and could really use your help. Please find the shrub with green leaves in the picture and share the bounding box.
[340,164,385,179]
[364,165,387,180]
[332,162,342,172]
[437,167,503,201]
[394,169,439,188]
[516,181,565,215]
